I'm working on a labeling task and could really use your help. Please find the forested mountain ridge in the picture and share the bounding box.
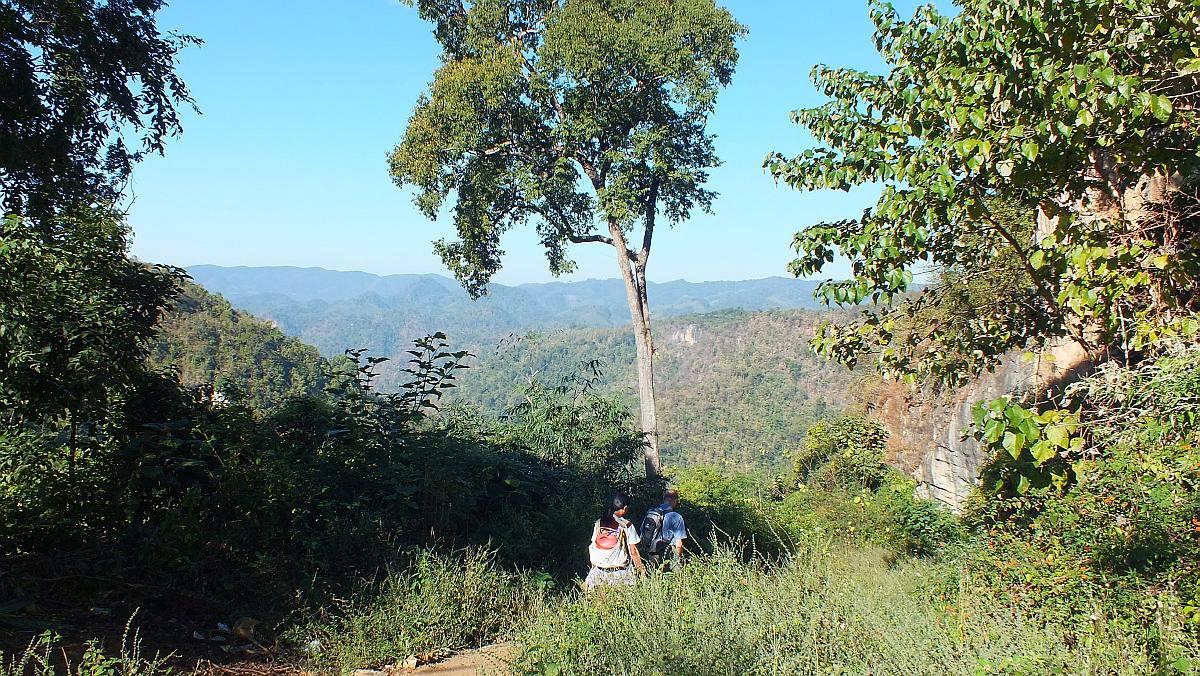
[453,309,860,470]
[148,281,327,410]
[187,265,827,357]
[152,276,858,470]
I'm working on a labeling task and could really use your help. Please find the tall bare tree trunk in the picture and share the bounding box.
[629,271,660,478]
[608,221,661,478]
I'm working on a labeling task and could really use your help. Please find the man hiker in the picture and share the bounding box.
[640,488,687,571]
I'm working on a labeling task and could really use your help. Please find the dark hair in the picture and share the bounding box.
[601,492,630,527]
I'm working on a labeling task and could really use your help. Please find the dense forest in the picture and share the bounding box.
[148,282,328,411]
[2,0,1198,674]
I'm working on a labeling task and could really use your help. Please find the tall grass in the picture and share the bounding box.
[294,547,547,673]
[517,541,1197,675]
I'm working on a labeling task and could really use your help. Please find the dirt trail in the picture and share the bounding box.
[409,642,515,675]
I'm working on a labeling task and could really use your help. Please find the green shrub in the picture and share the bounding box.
[874,475,965,557]
[774,469,963,559]
[671,466,793,557]
[964,346,1200,642]
[793,415,888,491]
[889,492,964,558]
[777,485,892,545]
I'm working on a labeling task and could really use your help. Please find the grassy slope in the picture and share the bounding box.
[517,543,1184,675]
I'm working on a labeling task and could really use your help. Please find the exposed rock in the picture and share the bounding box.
[665,323,699,346]
[873,338,1092,511]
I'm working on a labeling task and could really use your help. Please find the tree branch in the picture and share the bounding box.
[977,208,1057,312]
[567,233,614,246]
[976,202,1096,356]
[527,202,615,247]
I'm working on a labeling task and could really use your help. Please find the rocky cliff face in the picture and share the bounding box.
[873,339,1091,511]
[665,324,700,347]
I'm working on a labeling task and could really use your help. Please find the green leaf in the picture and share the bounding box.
[1018,419,1038,440]
[1044,424,1069,449]
[1016,474,1031,494]
[1051,472,1068,491]
[1150,95,1173,122]
[1030,250,1045,269]
[1030,440,1057,465]
[1004,405,1028,425]
[985,419,1005,443]
[1002,431,1026,460]
[1020,140,1039,162]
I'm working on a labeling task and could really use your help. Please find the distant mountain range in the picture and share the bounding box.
[186,265,828,359]
[168,267,856,468]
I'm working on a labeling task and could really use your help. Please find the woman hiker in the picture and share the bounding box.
[585,492,646,588]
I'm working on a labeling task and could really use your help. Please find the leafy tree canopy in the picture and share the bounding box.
[0,0,199,219]
[391,0,745,296]
[0,212,184,423]
[768,0,1200,385]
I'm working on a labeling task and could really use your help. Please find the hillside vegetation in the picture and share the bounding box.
[146,284,859,471]
[455,309,858,470]
[148,281,328,411]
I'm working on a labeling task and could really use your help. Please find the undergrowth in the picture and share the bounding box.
[0,616,171,676]
[517,543,1198,675]
[291,548,546,673]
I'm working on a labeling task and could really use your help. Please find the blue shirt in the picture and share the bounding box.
[658,503,687,544]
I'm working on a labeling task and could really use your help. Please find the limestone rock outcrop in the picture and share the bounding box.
[873,339,1091,511]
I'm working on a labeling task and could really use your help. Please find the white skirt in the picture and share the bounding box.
[584,565,637,589]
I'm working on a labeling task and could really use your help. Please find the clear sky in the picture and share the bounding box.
[126,1,930,285]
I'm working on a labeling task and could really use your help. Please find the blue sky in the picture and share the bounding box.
[126,1,930,285]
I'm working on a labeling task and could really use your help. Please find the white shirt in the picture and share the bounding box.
[588,516,641,569]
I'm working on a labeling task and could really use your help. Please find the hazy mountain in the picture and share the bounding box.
[186,265,828,358]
